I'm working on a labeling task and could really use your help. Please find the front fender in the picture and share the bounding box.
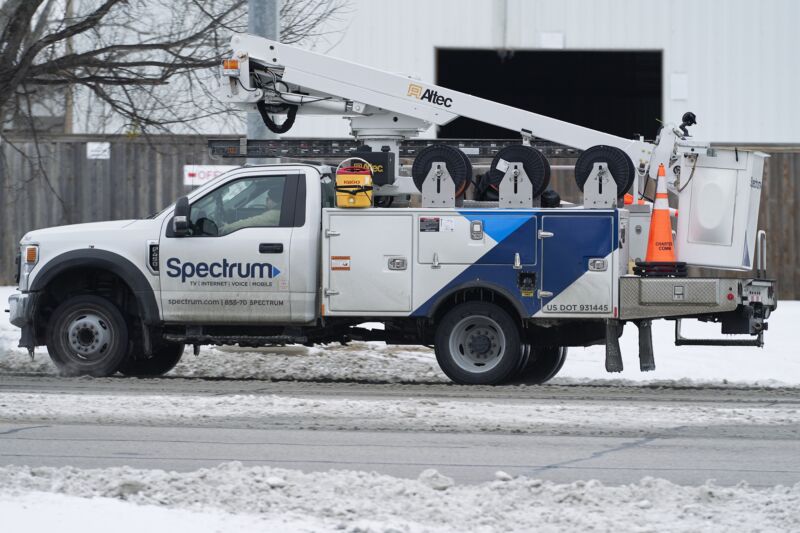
[29,249,160,324]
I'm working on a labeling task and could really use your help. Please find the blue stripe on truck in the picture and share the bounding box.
[411,209,617,318]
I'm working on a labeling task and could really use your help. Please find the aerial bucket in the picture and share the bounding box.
[674,147,768,270]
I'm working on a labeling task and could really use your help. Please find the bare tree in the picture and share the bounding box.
[0,0,349,229]
[0,0,350,136]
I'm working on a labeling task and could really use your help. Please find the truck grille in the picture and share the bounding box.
[14,251,20,284]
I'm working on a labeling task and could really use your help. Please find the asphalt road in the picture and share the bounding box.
[1,375,798,487]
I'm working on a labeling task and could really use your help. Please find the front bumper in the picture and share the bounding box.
[8,292,37,328]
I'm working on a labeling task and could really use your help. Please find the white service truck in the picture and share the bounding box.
[7,35,777,384]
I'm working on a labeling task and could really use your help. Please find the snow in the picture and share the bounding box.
[2,286,799,387]
[0,389,795,432]
[0,491,321,533]
[3,285,799,531]
[1,463,798,533]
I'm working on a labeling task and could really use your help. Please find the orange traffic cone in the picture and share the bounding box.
[645,164,676,262]
[633,163,687,277]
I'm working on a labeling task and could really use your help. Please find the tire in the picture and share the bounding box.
[434,302,522,385]
[514,346,568,385]
[118,341,185,377]
[515,343,532,374]
[46,295,129,377]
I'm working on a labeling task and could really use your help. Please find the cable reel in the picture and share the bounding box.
[411,144,472,197]
[574,145,635,197]
[484,145,551,200]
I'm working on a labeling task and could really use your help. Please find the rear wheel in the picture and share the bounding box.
[46,295,129,377]
[513,346,568,384]
[119,341,185,377]
[434,302,522,385]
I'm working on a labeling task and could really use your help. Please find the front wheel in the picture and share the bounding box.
[46,295,129,377]
[118,341,185,377]
[434,302,522,385]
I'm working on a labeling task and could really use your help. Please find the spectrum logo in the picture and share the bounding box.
[166,257,281,283]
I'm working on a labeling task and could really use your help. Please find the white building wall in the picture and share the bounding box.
[286,0,799,144]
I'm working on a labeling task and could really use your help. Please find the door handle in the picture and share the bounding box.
[259,243,283,254]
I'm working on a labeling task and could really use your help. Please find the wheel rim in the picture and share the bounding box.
[449,315,506,373]
[64,310,114,362]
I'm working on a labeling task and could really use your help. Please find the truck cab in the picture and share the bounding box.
[9,165,331,378]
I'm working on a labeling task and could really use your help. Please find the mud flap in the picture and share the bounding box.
[604,319,624,372]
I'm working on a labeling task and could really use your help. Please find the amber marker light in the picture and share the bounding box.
[25,246,38,264]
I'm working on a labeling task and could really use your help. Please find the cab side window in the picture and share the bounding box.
[321,174,336,208]
[189,176,287,237]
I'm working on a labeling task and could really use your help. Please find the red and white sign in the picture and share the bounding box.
[330,256,351,271]
[183,165,239,187]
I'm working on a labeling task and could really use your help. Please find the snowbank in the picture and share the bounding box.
[3,286,798,387]
[0,491,321,533]
[1,463,798,533]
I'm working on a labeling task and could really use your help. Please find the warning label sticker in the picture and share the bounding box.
[419,217,440,232]
[331,256,351,271]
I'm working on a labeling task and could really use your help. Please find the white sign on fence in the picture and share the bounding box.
[86,142,111,160]
[183,165,239,187]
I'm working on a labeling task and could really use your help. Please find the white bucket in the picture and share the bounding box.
[675,147,768,271]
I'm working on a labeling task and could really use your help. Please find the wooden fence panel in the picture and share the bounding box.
[0,135,235,285]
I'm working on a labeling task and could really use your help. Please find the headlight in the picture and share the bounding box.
[18,244,39,290]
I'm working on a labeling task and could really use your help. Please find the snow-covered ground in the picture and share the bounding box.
[2,285,799,532]
[2,286,798,387]
[1,463,798,533]
[3,388,796,431]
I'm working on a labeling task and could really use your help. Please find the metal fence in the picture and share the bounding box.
[1,135,798,299]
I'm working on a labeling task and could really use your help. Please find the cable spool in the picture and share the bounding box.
[486,145,551,198]
[411,144,472,197]
[574,145,635,197]
[457,148,473,190]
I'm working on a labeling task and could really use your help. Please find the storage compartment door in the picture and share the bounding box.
[540,215,614,315]
[328,215,413,312]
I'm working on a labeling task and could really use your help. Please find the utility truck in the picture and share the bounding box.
[7,35,777,384]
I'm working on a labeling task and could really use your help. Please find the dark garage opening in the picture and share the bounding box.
[436,50,662,141]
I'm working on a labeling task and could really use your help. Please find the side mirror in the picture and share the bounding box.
[172,196,190,237]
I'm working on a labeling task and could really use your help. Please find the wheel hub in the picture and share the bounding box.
[466,332,493,356]
[449,316,506,372]
[67,313,111,359]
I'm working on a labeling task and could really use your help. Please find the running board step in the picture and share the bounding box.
[164,327,385,347]
[164,333,307,347]
[674,319,764,347]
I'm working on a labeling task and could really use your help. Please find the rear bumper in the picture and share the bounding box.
[619,277,776,321]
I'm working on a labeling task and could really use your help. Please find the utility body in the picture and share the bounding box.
[6,35,777,383]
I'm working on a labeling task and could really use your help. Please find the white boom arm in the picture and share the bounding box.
[220,33,699,180]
